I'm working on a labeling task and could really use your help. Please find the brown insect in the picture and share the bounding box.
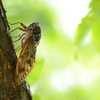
[10,22,41,86]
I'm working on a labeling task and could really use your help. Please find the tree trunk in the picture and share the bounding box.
[0,0,32,100]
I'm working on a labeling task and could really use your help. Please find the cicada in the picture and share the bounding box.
[12,22,41,86]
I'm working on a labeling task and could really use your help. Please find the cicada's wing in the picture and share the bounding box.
[15,36,36,86]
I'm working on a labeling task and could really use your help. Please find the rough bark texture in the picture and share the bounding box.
[0,0,32,100]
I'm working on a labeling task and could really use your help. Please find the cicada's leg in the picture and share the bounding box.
[13,33,25,43]
[11,32,23,38]
[9,22,27,29]
[10,27,26,33]
[15,45,22,52]
[9,22,27,33]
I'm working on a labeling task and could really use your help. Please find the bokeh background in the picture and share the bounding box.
[3,0,100,100]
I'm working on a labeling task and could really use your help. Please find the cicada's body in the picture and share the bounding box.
[14,22,41,86]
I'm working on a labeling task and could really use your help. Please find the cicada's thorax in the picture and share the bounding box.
[22,22,41,46]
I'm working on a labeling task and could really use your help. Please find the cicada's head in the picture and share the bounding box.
[30,22,41,43]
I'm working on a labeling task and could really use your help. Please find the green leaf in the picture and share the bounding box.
[92,18,100,51]
[74,12,95,47]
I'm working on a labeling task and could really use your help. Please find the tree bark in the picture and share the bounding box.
[0,0,32,100]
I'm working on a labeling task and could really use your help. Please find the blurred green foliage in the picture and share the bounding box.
[74,0,100,51]
[3,0,100,100]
